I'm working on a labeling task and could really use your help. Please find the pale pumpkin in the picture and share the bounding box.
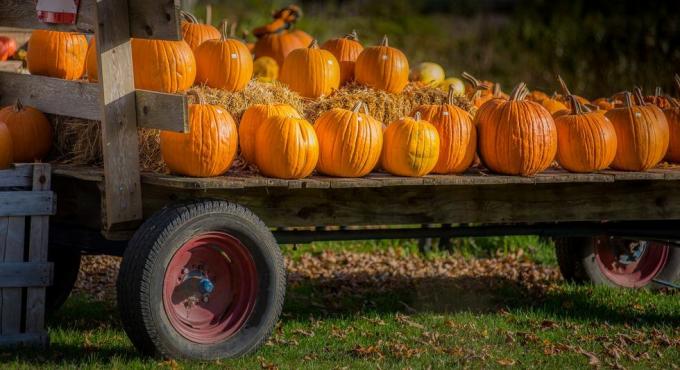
[131,38,196,93]
[255,115,319,179]
[355,36,409,94]
[280,40,340,98]
[239,103,302,164]
[253,56,279,82]
[160,93,237,177]
[0,122,13,169]
[604,91,669,171]
[0,100,51,163]
[321,30,364,85]
[314,102,383,177]
[195,21,253,91]
[86,38,98,82]
[555,95,617,173]
[381,112,439,177]
[411,87,476,174]
[663,95,680,163]
[181,11,221,51]
[27,30,87,80]
[438,77,465,96]
[410,62,445,85]
[475,82,557,176]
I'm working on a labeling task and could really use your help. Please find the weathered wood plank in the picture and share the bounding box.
[136,90,188,132]
[0,192,55,217]
[0,165,34,188]
[0,332,49,348]
[0,217,8,330]
[0,61,23,73]
[0,263,52,288]
[128,0,181,40]
[2,217,24,335]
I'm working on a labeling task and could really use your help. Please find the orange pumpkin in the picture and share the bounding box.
[554,95,617,173]
[528,90,549,102]
[255,115,319,179]
[663,95,680,163]
[160,93,237,177]
[557,75,590,106]
[289,29,313,47]
[540,94,569,115]
[593,97,616,111]
[321,30,364,86]
[604,90,669,171]
[411,87,476,174]
[86,38,98,82]
[475,83,557,176]
[253,31,308,67]
[0,122,13,169]
[462,72,494,108]
[180,11,221,51]
[314,102,383,177]
[0,100,52,162]
[195,21,253,92]
[239,103,302,164]
[381,112,439,177]
[131,38,196,93]
[643,87,672,110]
[355,36,409,94]
[280,40,340,98]
[27,30,87,80]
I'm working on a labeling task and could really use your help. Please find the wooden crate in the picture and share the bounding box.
[0,163,55,348]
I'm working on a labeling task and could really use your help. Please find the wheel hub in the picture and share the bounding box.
[595,237,670,288]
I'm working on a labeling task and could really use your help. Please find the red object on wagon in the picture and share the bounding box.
[36,0,80,25]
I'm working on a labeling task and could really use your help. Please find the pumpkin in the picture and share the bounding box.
[410,62,445,85]
[253,56,279,82]
[604,90,669,171]
[255,115,319,179]
[643,87,672,110]
[557,75,590,106]
[593,97,616,111]
[131,38,195,93]
[381,112,439,177]
[239,103,302,164]
[180,11,221,51]
[0,100,51,162]
[0,36,17,61]
[355,35,409,94]
[27,30,87,80]
[554,95,617,173]
[321,30,364,85]
[253,31,308,67]
[528,90,549,102]
[462,72,493,108]
[475,82,557,176]
[540,94,569,115]
[438,77,465,96]
[160,92,237,177]
[663,95,680,163]
[314,102,383,177]
[0,122,13,169]
[195,21,253,92]
[411,87,476,174]
[289,29,313,47]
[280,40,340,98]
[86,38,98,82]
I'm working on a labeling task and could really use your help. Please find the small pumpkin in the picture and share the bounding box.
[253,31,308,67]
[438,77,465,96]
[315,102,383,177]
[604,90,669,171]
[86,38,98,82]
[321,30,364,85]
[410,62,446,85]
[355,35,409,94]
[255,115,319,179]
[0,99,52,162]
[195,21,253,92]
[663,95,680,163]
[528,90,549,102]
[643,87,672,110]
[160,92,238,177]
[592,97,616,111]
[0,36,17,61]
[181,11,221,51]
[411,87,476,174]
[0,122,13,169]
[239,103,302,164]
[27,30,87,80]
[381,112,440,177]
[554,95,617,173]
[280,40,340,98]
[253,56,279,82]
[540,93,569,115]
[475,82,557,176]
[131,38,196,93]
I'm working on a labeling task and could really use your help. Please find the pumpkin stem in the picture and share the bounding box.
[568,95,584,115]
[665,94,680,108]
[352,101,364,113]
[633,87,645,106]
[219,20,229,40]
[461,71,480,88]
[557,75,571,97]
[622,92,633,108]
[493,83,502,98]
[447,86,456,105]
[345,30,359,41]
[509,82,527,101]
[186,90,206,105]
[309,39,319,49]
[181,10,200,24]
[583,103,596,112]
[413,111,422,121]
[13,98,23,112]
[675,74,680,93]
[655,86,662,97]
[380,35,389,47]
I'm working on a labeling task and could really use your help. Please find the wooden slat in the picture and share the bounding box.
[0,217,8,330]
[0,165,34,188]
[0,332,48,348]
[127,0,181,40]
[96,0,143,229]
[0,61,23,73]
[136,90,188,132]
[2,217,25,335]
[0,263,52,288]
[0,191,55,216]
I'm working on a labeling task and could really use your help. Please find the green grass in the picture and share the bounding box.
[1,238,678,369]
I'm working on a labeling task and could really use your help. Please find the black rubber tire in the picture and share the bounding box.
[46,247,81,313]
[116,200,286,360]
[555,236,680,288]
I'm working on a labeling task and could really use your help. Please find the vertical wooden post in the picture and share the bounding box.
[95,0,143,229]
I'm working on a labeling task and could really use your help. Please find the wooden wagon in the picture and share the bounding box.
[1,0,678,360]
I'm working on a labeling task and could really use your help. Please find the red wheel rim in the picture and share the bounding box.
[595,237,670,288]
[162,232,258,344]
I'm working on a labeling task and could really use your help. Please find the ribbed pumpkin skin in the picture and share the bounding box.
[314,106,383,177]
[475,93,557,176]
[605,103,669,171]
[255,116,319,179]
[27,30,87,80]
[253,32,307,67]
[541,98,569,115]
[280,44,340,98]
[381,116,439,177]
[664,107,680,163]
[239,104,302,164]
[160,104,237,177]
[290,29,313,47]
[321,35,364,85]
[355,37,409,94]
[0,102,51,162]
[181,20,221,51]
[86,38,98,82]
[131,38,196,93]
[195,38,253,91]
[412,102,476,174]
[555,108,617,173]
[0,123,13,169]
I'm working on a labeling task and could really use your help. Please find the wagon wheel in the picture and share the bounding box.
[117,200,286,360]
[46,246,81,313]
[555,236,680,288]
